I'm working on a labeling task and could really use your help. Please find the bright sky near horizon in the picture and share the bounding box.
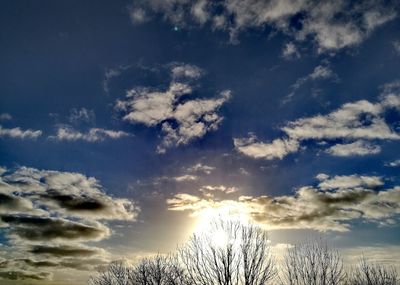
[1,0,400,284]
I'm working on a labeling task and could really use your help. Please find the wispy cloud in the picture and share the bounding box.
[0,125,42,139]
[49,125,130,142]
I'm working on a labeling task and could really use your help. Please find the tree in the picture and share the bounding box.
[89,256,189,285]
[178,219,276,285]
[89,261,130,285]
[348,256,398,285]
[279,239,346,285]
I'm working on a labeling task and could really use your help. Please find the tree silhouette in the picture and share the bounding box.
[178,219,276,285]
[349,256,397,285]
[279,239,346,285]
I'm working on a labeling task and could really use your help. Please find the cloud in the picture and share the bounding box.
[167,174,400,232]
[50,124,130,142]
[0,166,139,281]
[1,215,110,242]
[236,80,400,160]
[325,140,381,156]
[393,41,400,55]
[0,125,42,139]
[282,42,300,60]
[130,0,397,52]
[283,63,337,104]
[0,270,51,281]
[0,113,12,121]
[29,244,104,257]
[115,63,231,152]
[187,163,215,175]
[234,135,300,160]
[68,108,96,125]
[170,63,203,80]
[385,159,400,167]
[102,65,131,94]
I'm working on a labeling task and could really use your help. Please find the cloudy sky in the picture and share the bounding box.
[1,0,400,284]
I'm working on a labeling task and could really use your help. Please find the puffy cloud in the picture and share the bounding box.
[50,124,131,142]
[167,174,400,232]
[234,135,300,160]
[236,80,400,160]
[0,166,139,281]
[130,0,397,52]
[115,63,231,152]
[326,140,381,156]
[0,125,42,139]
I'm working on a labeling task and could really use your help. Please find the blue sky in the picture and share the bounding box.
[0,0,400,284]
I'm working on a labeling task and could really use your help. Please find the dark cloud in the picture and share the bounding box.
[0,270,51,281]
[1,215,109,241]
[29,245,102,257]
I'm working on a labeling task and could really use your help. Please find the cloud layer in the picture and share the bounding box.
[235,80,400,159]
[0,166,139,281]
[167,173,400,232]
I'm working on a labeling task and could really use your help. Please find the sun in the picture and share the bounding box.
[192,202,250,247]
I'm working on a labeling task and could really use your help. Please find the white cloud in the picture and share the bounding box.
[234,135,300,160]
[50,125,130,142]
[115,63,231,152]
[167,174,400,232]
[0,125,42,139]
[130,0,397,52]
[326,140,381,156]
[237,81,400,160]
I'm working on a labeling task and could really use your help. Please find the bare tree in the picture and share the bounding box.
[89,261,131,285]
[348,256,398,285]
[279,239,346,285]
[89,256,189,285]
[129,254,189,285]
[178,219,276,285]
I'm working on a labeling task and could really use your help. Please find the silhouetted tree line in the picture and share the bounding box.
[89,220,398,285]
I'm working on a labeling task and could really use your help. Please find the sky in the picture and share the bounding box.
[0,0,400,284]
